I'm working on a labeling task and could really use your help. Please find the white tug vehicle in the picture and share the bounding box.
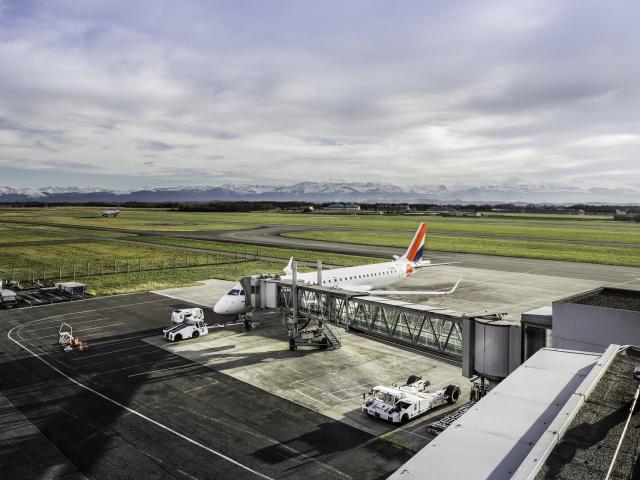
[163,308,209,342]
[362,375,460,424]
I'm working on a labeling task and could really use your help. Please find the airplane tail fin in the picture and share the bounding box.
[283,257,294,275]
[400,223,427,265]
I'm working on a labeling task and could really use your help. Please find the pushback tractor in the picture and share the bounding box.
[362,375,460,424]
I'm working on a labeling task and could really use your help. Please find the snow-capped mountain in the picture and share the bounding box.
[0,182,637,204]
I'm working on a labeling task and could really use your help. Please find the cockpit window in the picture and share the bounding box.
[227,289,243,296]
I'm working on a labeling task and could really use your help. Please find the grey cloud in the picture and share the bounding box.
[138,141,176,152]
[0,0,638,193]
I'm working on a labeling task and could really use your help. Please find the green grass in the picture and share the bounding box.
[282,230,640,267]
[79,261,279,296]
[483,212,613,220]
[0,207,256,232]
[0,239,230,282]
[0,224,82,243]
[2,207,638,295]
[394,222,640,245]
[6,209,640,246]
[135,236,385,266]
[1,207,627,234]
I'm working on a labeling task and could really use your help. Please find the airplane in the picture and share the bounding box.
[213,223,460,315]
[101,209,121,217]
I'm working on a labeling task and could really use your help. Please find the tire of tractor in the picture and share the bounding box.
[174,334,182,342]
[401,414,409,424]
[192,331,199,338]
[445,385,460,404]
[406,375,421,386]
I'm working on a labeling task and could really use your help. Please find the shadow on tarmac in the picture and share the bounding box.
[1,299,414,479]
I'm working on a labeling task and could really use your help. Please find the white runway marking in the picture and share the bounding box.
[177,469,200,480]
[23,314,106,332]
[20,323,125,342]
[75,322,125,332]
[8,304,273,480]
[71,344,154,360]
[80,348,179,368]
[96,357,185,375]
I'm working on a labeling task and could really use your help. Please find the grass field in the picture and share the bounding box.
[1,207,639,295]
[0,211,384,294]
[0,239,236,283]
[82,260,278,296]
[136,236,384,266]
[1,207,630,233]
[282,230,640,267]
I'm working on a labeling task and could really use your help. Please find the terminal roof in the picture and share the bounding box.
[388,347,607,480]
[562,287,640,312]
[533,346,640,479]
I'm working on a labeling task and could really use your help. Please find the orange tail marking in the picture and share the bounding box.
[407,223,427,261]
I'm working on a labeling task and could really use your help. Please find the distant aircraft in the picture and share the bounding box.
[213,223,460,315]
[101,209,121,217]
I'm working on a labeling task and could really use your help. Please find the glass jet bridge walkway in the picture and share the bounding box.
[275,283,464,361]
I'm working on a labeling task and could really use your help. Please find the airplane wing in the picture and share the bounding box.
[363,278,461,297]
[414,261,461,268]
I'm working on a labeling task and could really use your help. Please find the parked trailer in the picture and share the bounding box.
[0,289,17,309]
[362,375,460,424]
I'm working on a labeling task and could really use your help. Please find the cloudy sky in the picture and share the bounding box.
[1,0,639,190]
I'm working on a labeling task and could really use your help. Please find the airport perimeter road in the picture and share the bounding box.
[0,294,412,480]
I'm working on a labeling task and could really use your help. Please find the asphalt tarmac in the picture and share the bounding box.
[0,294,412,479]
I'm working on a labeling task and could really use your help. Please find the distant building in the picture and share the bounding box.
[378,204,411,213]
[322,203,361,212]
[425,206,461,216]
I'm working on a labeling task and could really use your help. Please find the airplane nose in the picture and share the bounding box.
[213,300,228,314]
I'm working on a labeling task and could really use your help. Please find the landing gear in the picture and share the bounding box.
[470,378,489,402]
[244,317,254,331]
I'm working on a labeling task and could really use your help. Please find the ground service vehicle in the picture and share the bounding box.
[0,288,17,309]
[163,320,208,341]
[171,308,205,324]
[362,375,460,423]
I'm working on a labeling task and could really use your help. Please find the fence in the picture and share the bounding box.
[0,250,260,283]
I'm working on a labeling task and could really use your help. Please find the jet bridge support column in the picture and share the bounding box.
[291,260,298,324]
[285,260,341,351]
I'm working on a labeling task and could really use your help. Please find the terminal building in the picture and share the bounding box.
[521,287,640,357]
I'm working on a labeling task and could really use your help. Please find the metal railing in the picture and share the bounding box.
[0,253,247,283]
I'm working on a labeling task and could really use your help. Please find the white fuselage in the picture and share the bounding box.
[213,259,414,315]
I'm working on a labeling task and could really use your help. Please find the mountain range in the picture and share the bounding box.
[0,182,637,204]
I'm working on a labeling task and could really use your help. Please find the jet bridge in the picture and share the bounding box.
[278,283,465,360]
[242,273,466,361]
